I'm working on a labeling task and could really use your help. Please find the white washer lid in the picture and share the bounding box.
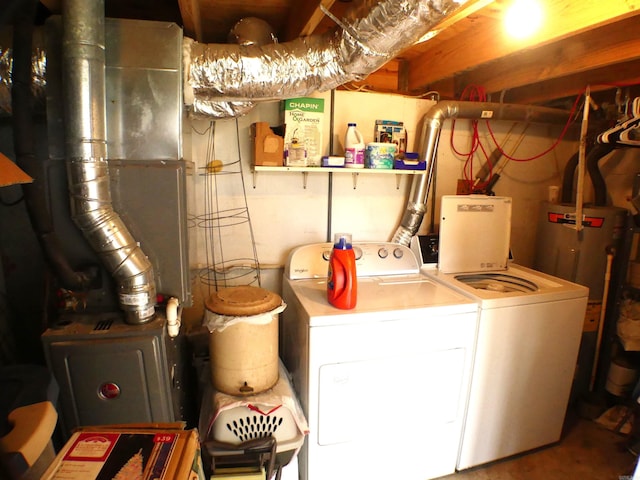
[285,274,477,327]
[438,195,512,273]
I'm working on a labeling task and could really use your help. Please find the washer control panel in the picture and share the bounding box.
[286,242,419,280]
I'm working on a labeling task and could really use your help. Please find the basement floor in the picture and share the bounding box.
[439,407,639,480]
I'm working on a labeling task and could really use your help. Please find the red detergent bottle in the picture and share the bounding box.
[327,233,357,309]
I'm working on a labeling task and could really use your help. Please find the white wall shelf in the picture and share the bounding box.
[251,165,427,189]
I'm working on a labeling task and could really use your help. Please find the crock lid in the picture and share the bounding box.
[205,286,282,316]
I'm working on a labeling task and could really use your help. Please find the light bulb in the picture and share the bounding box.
[504,0,543,39]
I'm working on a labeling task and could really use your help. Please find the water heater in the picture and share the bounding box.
[534,203,627,300]
[534,202,627,398]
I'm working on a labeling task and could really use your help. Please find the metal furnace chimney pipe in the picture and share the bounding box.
[62,0,156,324]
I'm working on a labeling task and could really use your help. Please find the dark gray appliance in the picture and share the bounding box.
[41,312,193,440]
[534,202,627,398]
[534,203,627,300]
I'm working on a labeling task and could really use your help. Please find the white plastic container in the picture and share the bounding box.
[205,286,284,396]
[365,142,396,169]
[344,123,365,168]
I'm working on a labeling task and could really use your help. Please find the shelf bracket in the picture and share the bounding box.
[396,175,402,190]
[252,170,257,189]
[302,172,308,189]
[352,172,359,189]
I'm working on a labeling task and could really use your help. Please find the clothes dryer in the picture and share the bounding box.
[280,242,478,480]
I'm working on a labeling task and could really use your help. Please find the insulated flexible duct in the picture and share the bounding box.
[391,101,572,246]
[0,0,46,117]
[62,0,156,324]
[184,0,466,118]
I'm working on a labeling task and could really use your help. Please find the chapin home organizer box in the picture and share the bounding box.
[281,97,324,167]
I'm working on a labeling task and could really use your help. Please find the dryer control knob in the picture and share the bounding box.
[393,248,404,259]
[378,248,388,259]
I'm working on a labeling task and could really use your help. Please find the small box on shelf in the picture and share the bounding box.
[374,119,407,154]
[252,122,284,167]
[393,152,425,170]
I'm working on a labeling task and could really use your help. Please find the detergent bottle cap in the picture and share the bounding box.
[333,233,353,249]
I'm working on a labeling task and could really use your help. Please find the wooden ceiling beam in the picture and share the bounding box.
[343,59,403,93]
[497,58,640,105]
[177,0,203,41]
[282,0,337,41]
[456,14,640,99]
[411,0,497,47]
[407,0,640,92]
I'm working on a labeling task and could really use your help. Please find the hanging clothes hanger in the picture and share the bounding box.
[618,97,640,145]
[598,96,640,146]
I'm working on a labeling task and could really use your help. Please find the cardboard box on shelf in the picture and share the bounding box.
[281,97,324,167]
[41,423,204,480]
[252,122,284,167]
[374,120,407,154]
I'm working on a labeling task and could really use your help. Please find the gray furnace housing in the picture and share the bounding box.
[40,17,194,438]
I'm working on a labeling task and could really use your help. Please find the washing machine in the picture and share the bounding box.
[280,241,479,480]
[418,195,589,470]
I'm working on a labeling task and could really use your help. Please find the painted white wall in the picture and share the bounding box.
[431,119,576,265]
[184,90,640,299]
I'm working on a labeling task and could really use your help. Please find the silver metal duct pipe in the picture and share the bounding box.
[391,101,573,245]
[184,0,467,118]
[62,0,156,324]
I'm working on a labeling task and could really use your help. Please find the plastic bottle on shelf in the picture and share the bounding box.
[327,233,357,309]
[344,123,365,168]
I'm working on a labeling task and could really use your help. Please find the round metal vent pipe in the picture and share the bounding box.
[62,0,156,324]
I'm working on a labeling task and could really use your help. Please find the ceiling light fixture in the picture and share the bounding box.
[504,0,543,39]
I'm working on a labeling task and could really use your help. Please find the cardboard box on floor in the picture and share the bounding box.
[0,152,33,187]
[42,423,204,480]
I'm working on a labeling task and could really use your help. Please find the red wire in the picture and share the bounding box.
[449,86,584,191]
[485,91,584,163]
[449,81,640,191]
[450,85,491,190]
